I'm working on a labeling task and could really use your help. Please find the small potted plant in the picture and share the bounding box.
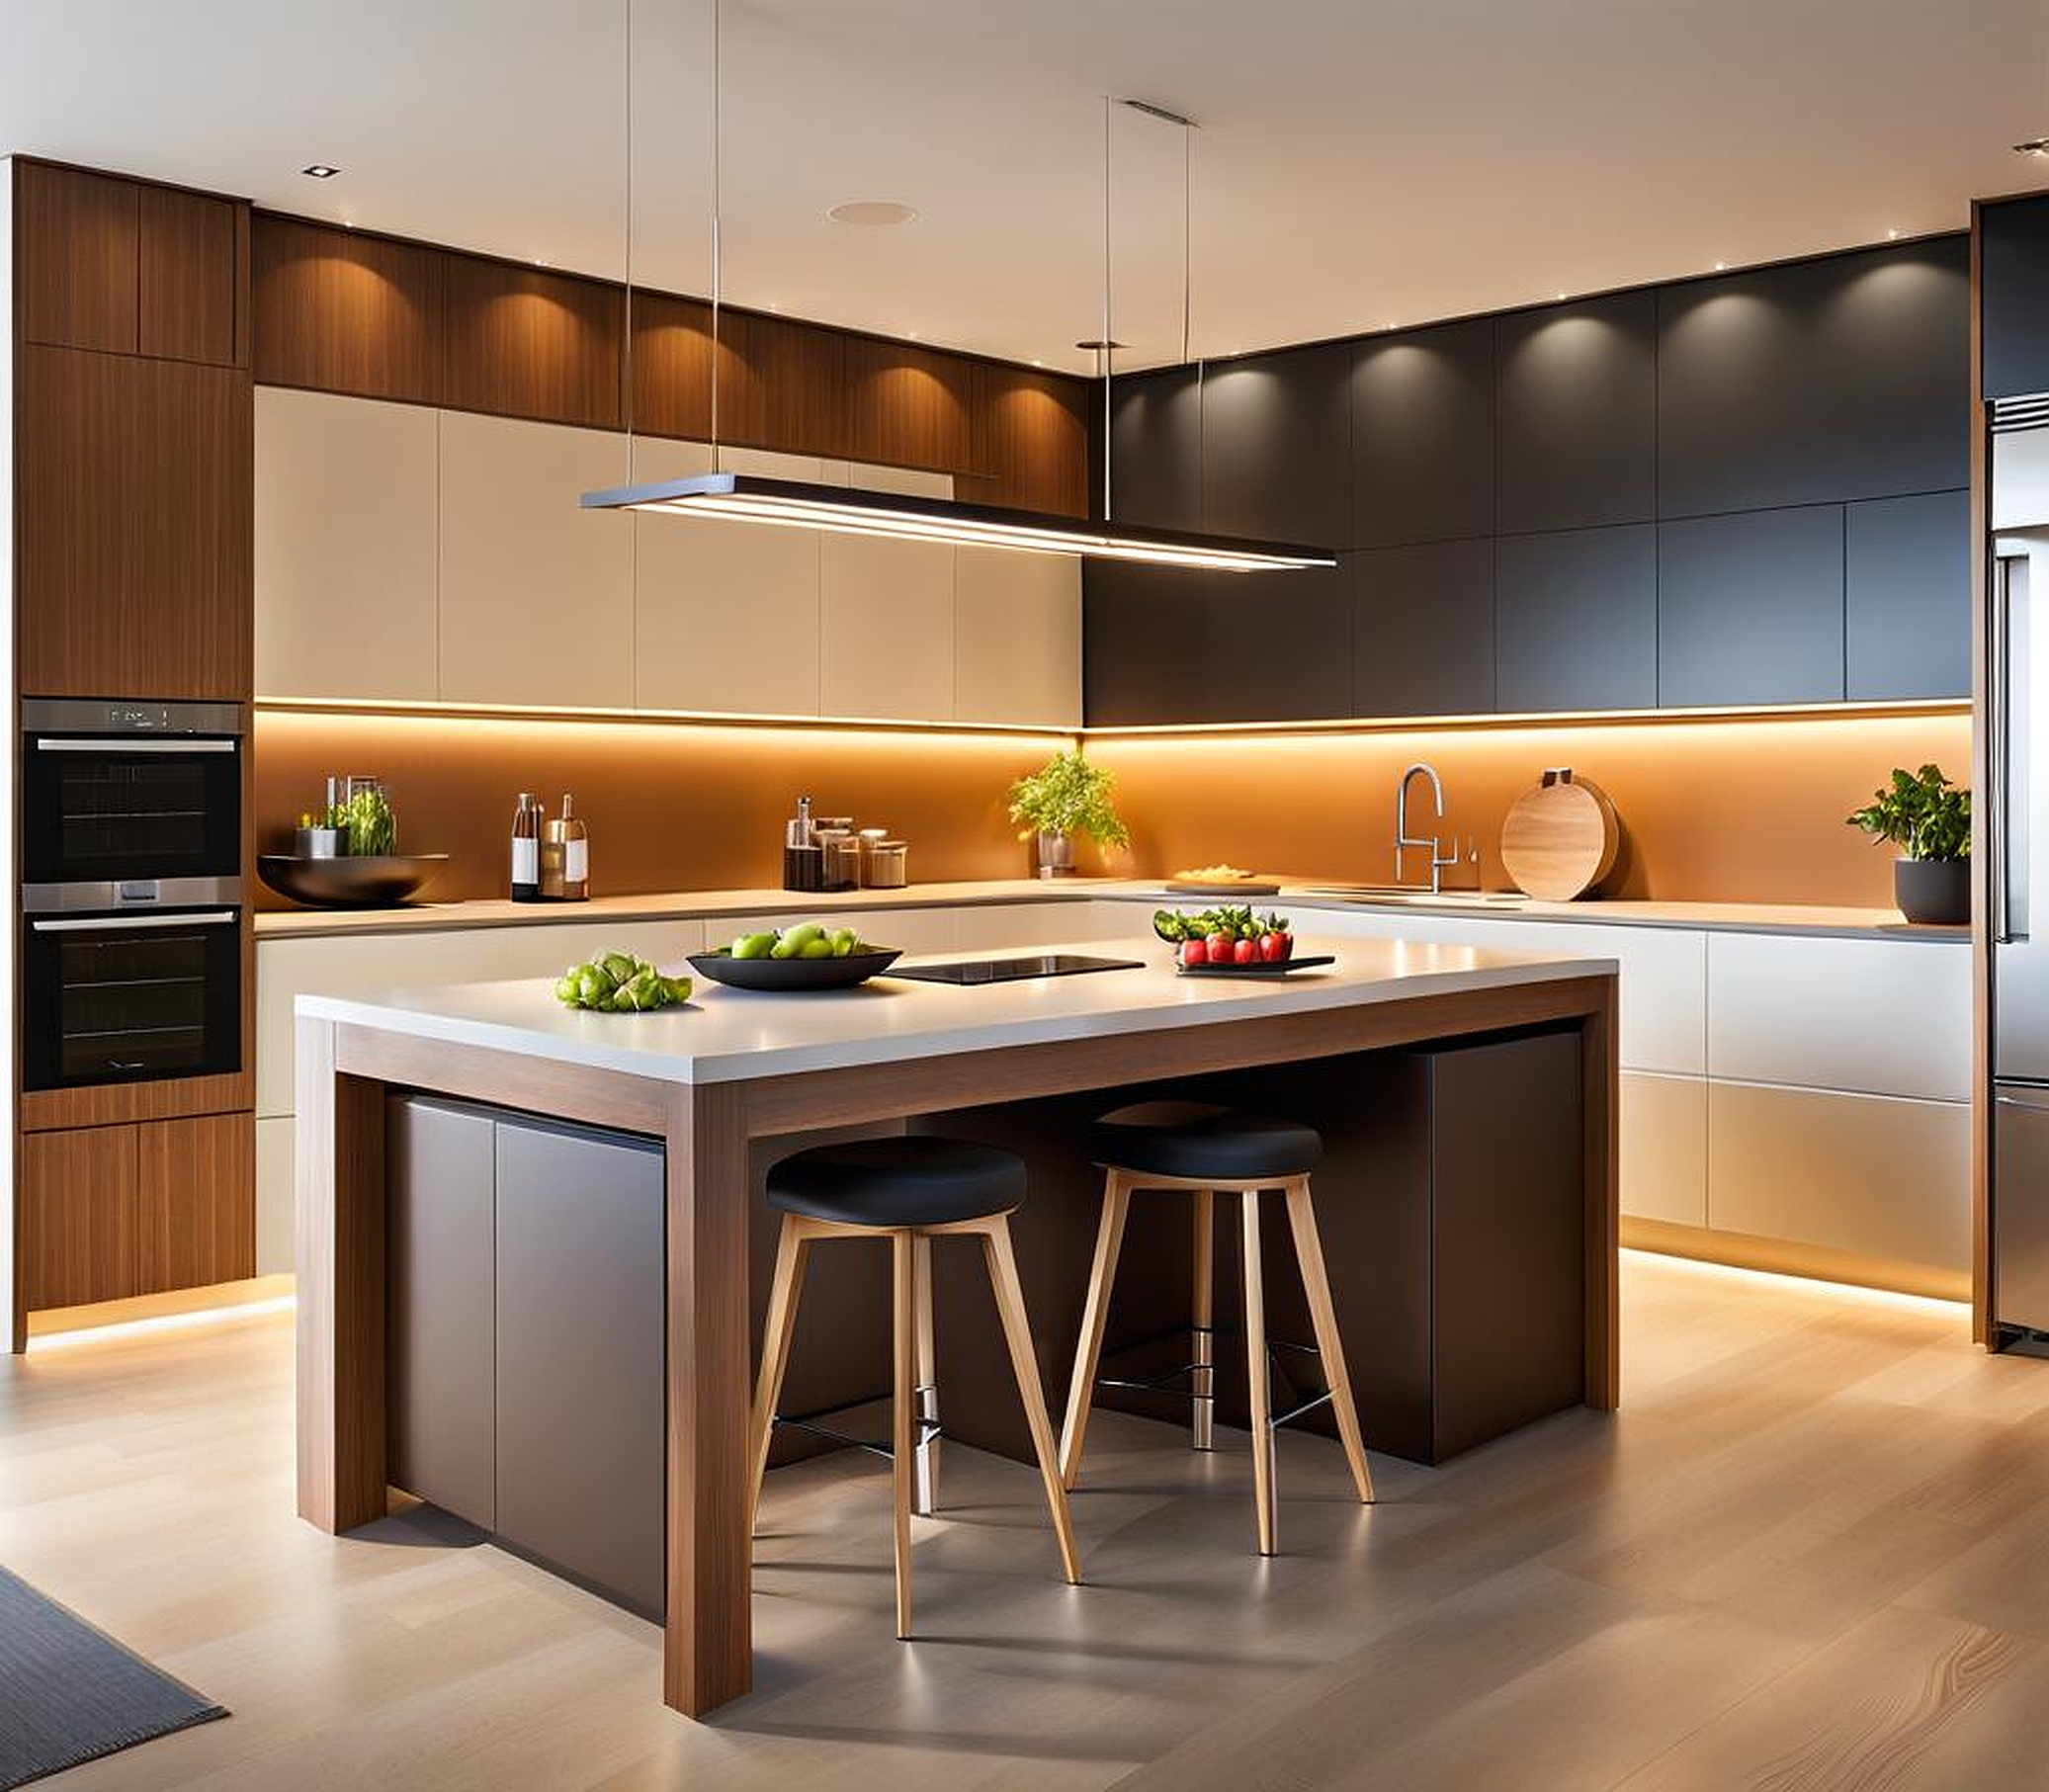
[1007,749,1130,878]
[1845,763,1971,925]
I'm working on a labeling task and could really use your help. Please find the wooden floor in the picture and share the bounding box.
[6,1252,2049,1790]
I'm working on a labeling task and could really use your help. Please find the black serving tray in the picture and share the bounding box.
[1175,953,1335,978]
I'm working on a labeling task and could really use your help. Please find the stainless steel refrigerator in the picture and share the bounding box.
[1991,396,2049,1338]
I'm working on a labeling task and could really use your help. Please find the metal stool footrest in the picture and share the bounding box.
[772,1395,942,1466]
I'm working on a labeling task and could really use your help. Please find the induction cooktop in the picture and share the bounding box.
[887,953,1147,985]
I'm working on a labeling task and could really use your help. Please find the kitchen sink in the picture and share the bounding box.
[1303,885,1531,909]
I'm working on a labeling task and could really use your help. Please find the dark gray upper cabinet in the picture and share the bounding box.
[1845,489,1970,700]
[1200,342,1351,548]
[1657,239,1968,517]
[1351,318,1494,550]
[1658,505,1845,708]
[1982,197,2049,402]
[1082,559,1354,725]
[1353,539,1494,718]
[1107,365,1204,532]
[1494,525,1657,714]
[1495,292,1657,534]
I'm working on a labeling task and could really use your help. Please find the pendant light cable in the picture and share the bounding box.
[623,0,635,481]
[1181,112,1192,370]
[1101,94,1113,523]
[710,0,723,469]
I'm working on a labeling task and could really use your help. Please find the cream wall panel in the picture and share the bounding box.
[255,1114,294,1275]
[1707,932,1970,1101]
[255,388,440,700]
[820,534,956,721]
[949,899,1146,952]
[1707,1080,1970,1270]
[438,412,633,707]
[1619,1071,1708,1228]
[955,548,1083,726]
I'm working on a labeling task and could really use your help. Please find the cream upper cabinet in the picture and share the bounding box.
[956,547,1083,726]
[820,533,957,722]
[254,388,440,701]
[438,412,634,708]
[632,440,822,717]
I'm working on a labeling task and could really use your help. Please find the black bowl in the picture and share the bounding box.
[258,853,451,908]
[688,946,902,991]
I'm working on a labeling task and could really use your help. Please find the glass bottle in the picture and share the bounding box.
[510,793,543,901]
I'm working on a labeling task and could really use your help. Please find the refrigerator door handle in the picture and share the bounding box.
[1995,555,2012,944]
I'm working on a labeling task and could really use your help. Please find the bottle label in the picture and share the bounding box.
[565,840,588,886]
[512,838,539,887]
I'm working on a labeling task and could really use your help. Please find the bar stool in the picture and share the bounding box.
[1059,1101,1374,1556]
[748,1136,1081,1638]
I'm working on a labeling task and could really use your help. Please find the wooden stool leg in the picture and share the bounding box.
[911,1235,940,1515]
[1240,1190,1278,1557]
[748,1215,811,1529]
[982,1218,1083,1585]
[892,1230,917,1639]
[1059,1168,1130,1491]
[1285,1178,1375,1503]
[1191,1187,1215,1451]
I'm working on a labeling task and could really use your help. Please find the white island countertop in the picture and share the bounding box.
[297,934,1617,1085]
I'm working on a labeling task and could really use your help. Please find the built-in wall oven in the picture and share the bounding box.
[19,699,245,1093]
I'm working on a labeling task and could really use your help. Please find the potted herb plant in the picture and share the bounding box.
[1007,749,1130,878]
[1845,763,1971,925]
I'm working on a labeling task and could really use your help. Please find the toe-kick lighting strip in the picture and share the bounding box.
[579,472,1338,572]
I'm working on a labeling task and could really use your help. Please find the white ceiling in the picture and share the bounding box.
[4,0,2045,375]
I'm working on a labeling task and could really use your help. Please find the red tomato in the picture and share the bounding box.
[1233,937,1257,965]
[1207,933,1237,964]
[1259,931,1291,963]
[1178,939,1208,970]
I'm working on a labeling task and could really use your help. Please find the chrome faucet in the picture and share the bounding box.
[1395,762,1459,894]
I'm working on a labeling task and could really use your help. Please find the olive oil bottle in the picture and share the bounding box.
[541,793,589,901]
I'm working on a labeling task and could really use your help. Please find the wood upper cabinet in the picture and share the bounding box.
[442,254,623,429]
[959,363,1089,517]
[722,310,847,458]
[136,1113,255,1295]
[252,213,443,403]
[17,344,253,700]
[842,336,973,472]
[627,290,718,441]
[18,160,246,367]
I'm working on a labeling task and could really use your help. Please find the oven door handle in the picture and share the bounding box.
[32,736,238,753]
[31,910,239,933]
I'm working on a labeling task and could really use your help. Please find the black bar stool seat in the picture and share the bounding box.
[1090,1101,1322,1183]
[751,1134,1078,1639]
[767,1137,1026,1228]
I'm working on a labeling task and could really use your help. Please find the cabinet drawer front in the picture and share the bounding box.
[1707,1081,1969,1271]
[135,1113,255,1295]
[1706,932,1970,1099]
[1620,1071,1707,1227]
[19,1126,139,1311]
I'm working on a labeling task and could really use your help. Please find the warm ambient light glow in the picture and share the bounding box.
[254,694,1074,738]
[579,472,1338,572]
[30,1294,298,1352]
[1079,696,1968,739]
[1622,1248,1968,1319]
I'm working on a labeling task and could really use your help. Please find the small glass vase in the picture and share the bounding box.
[1036,830,1075,879]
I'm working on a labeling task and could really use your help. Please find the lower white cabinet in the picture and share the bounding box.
[1620,1071,1708,1229]
[1707,1080,1971,1271]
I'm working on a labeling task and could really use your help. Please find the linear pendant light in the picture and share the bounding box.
[579,6,1336,572]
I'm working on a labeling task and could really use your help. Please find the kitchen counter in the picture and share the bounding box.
[255,877,1964,942]
[295,936,1620,1719]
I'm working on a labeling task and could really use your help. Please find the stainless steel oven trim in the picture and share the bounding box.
[31,910,238,934]
[23,877,245,914]
[20,698,242,735]
[32,736,238,754]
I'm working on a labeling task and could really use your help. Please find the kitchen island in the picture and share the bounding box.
[294,935,1618,1718]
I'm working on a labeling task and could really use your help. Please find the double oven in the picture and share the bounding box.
[20,699,245,1093]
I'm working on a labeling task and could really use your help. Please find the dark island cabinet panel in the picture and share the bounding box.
[1657,505,1844,708]
[1199,341,1351,548]
[1982,197,2049,402]
[1657,239,1968,517]
[1495,525,1657,713]
[1107,366,1205,533]
[1353,539,1494,718]
[1495,291,1657,534]
[1350,317,1494,550]
[1082,558,1354,725]
[1844,489,1970,700]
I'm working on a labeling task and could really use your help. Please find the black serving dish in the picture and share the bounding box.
[688,946,902,991]
[1175,953,1335,978]
[258,853,451,908]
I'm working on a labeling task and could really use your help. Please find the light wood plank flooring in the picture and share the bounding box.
[5,1252,2049,1790]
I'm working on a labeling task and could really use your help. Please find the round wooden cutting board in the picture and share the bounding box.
[1499,769,1620,900]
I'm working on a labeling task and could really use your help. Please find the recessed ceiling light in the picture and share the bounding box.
[301,163,340,179]
[1887,227,1901,240]
[1031,358,1043,367]
[1712,260,1727,272]
[2014,137,2049,157]
[1555,292,1568,301]
[826,201,918,227]
[341,218,355,229]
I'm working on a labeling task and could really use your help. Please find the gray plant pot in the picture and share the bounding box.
[1894,857,1969,926]
[1036,830,1075,879]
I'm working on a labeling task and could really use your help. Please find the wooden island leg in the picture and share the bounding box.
[664,1081,755,1717]
[1581,978,1621,1411]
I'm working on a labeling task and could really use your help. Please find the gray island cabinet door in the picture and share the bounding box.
[493,1116,666,1618]
[387,1096,497,1531]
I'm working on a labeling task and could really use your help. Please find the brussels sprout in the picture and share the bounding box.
[554,975,579,1005]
